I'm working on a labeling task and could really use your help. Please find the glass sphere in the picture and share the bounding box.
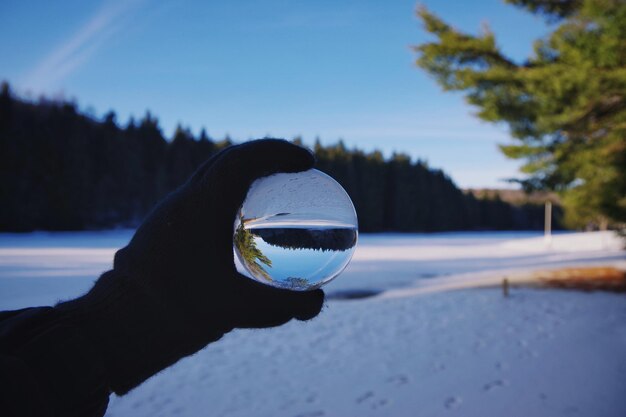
[233,169,358,291]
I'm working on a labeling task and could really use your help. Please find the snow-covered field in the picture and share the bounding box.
[1,231,625,416]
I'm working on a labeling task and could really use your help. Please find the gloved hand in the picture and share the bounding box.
[56,139,325,395]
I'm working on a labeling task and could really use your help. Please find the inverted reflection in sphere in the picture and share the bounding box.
[233,169,358,291]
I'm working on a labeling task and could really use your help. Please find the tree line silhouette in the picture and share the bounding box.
[0,83,561,232]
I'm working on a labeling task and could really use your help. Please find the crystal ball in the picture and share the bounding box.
[233,169,358,291]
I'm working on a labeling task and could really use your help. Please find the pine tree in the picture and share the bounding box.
[415,0,626,229]
[0,83,561,232]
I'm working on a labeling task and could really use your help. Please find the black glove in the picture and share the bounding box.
[54,139,325,395]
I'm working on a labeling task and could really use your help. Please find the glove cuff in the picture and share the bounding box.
[56,269,225,395]
[0,307,110,416]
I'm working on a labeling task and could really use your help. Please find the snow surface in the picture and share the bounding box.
[0,230,625,416]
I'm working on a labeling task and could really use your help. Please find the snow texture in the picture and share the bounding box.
[0,230,625,416]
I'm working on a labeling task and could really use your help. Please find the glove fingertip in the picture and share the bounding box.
[293,289,325,321]
[251,138,315,174]
[288,142,316,172]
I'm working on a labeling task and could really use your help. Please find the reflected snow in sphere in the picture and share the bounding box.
[233,169,358,291]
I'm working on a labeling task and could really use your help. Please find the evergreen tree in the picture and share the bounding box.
[415,0,626,229]
[0,84,559,232]
[167,125,197,191]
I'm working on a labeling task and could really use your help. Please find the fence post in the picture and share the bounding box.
[545,201,552,247]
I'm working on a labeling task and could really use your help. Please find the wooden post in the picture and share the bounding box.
[545,201,552,247]
[502,278,509,298]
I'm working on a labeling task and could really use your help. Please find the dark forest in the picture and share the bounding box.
[0,83,561,232]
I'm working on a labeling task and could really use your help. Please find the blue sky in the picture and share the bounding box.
[0,0,550,188]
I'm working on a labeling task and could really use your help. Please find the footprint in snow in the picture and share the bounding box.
[293,411,325,417]
[356,390,390,409]
[444,396,462,410]
[432,362,446,372]
[483,379,507,391]
[356,391,374,404]
[387,374,409,386]
[371,398,389,410]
